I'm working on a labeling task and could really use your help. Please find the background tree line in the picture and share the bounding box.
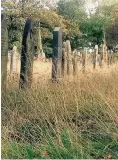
[1,0,118,57]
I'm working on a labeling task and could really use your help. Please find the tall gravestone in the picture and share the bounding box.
[10,46,19,73]
[20,18,34,89]
[1,13,8,92]
[52,27,62,80]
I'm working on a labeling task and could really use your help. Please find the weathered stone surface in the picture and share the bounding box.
[52,27,62,80]
[66,40,72,53]
[62,42,67,77]
[66,40,73,75]
[107,47,113,66]
[1,13,8,91]
[73,49,78,76]
[82,49,86,73]
[20,18,34,89]
[98,46,103,68]
[10,46,19,73]
[93,45,98,69]
[105,46,108,64]
[33,21,44,60]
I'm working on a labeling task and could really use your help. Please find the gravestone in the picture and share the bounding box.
[107,46,113,66]
[105,46,108,64]
[66,40,71,53]
[1,12,8,91]
[73,49,78,76]
[102,44,105,63]
[62,42,67,77]
[19,18,34,89]
[52,27,62,80]
[98,45,103,68]
[82,48,86,73]
[102,43,108,63]
[33,21,44,60]
[93,51,96,69]
[66,40,73,75]
[10,46,19,73]
[93,45,98,69]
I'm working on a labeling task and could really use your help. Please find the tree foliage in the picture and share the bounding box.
[1,0,118,54]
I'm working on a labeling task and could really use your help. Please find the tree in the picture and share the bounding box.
[1,0,67,57]
[57,0,87,49]
[79,0,118,47]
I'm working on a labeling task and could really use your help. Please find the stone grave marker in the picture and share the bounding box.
[52,27,62,80]
[93,45,98,69]
[20,18,34,89]
[1,12,8,91]
[82,48,86,73]
[73,49,78,76]
[10,46,19,73]
[62,42,67,77]
[66,40,73,76]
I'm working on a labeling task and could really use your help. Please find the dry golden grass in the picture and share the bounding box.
[1,61,118,159]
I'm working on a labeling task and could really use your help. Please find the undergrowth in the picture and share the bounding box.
[1,67,118,159]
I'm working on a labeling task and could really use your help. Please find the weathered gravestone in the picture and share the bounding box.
[52,27,62,80]
[19,18,34,89]
[93,45,98,69]
[73,49,78,76]
[62,42,67,77]
[102,44,108,64]
[107,46,113,67]
[33,21,45,61]
[82,48,86,73]
[1,12,8,91]
[97,45,103,68]
[105,46,108,64]
[10,46,19,73]
[66,40,73,76]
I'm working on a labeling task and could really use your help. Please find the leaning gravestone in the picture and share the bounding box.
[1,12,8,92]
[19,18,34,89]
[52,27,62,80]
[10,46,19,73]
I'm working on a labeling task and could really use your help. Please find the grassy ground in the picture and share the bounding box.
[1,62,118,159]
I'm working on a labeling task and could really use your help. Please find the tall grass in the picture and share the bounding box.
[1,66,118,159]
